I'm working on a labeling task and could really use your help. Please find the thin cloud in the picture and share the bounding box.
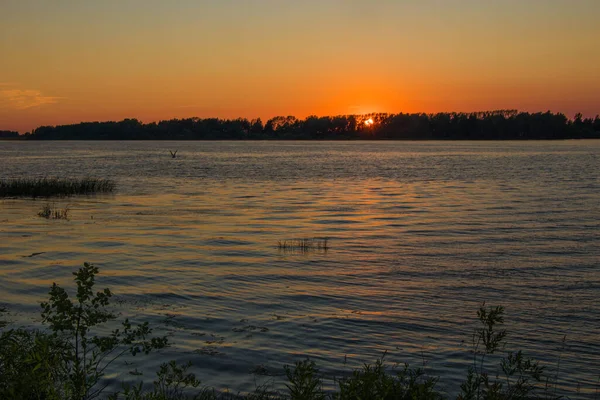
[0,89,63,110]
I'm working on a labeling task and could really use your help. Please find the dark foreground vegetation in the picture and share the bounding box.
[1,263,594,400]
[0,178,115,198]
[15,110,600,140]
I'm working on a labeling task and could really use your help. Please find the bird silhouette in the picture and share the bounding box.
[169,150,178,158]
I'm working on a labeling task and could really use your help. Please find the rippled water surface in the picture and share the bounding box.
[1,141,599,397]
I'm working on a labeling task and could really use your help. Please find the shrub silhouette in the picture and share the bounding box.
[0,262,168,400]
[0,268,588,399]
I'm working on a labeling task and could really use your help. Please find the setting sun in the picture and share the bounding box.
[364,118,374,126]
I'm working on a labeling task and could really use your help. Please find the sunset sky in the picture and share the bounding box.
[1,0,599,133]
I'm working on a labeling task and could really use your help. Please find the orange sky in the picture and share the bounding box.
[1,0,599,133]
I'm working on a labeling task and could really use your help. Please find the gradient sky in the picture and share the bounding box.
[1,0,599,132]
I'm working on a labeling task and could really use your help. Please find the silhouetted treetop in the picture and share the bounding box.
[0,130,19,138]
[18,111,600,140]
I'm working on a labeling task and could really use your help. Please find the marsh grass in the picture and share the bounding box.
[277,238,329,253]
[0,177,115,198]
[38,203,70,220]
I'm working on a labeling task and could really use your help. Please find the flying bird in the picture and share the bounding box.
[169,150,178,158]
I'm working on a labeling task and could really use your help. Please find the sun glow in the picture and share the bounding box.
[364,118,374,126]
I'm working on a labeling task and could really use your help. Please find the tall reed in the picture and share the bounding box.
[0,178,115,198]
[38,203,70,220]
[277,238,329,253]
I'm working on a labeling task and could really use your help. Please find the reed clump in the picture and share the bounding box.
[38,203,70,220]
[277,238,329,253]
[0,177,115,198]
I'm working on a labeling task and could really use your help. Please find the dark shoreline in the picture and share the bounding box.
[4,138,600,141]
[6,110,600,141]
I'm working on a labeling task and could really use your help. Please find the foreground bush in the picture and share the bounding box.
[0,177,115,198]
[0,263,167,400]
[0,263,586,399]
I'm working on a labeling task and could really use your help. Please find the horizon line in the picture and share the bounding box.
[5,109,599,134]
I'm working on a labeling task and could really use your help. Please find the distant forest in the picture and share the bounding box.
[13,110,600,140]
[0,130,19,138]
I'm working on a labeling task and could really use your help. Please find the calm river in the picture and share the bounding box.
[1,141,599,397]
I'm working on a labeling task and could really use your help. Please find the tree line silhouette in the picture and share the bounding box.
[17,110,600,140]
[0,130,19,138]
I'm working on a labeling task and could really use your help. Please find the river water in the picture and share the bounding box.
[0,141,599,397]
